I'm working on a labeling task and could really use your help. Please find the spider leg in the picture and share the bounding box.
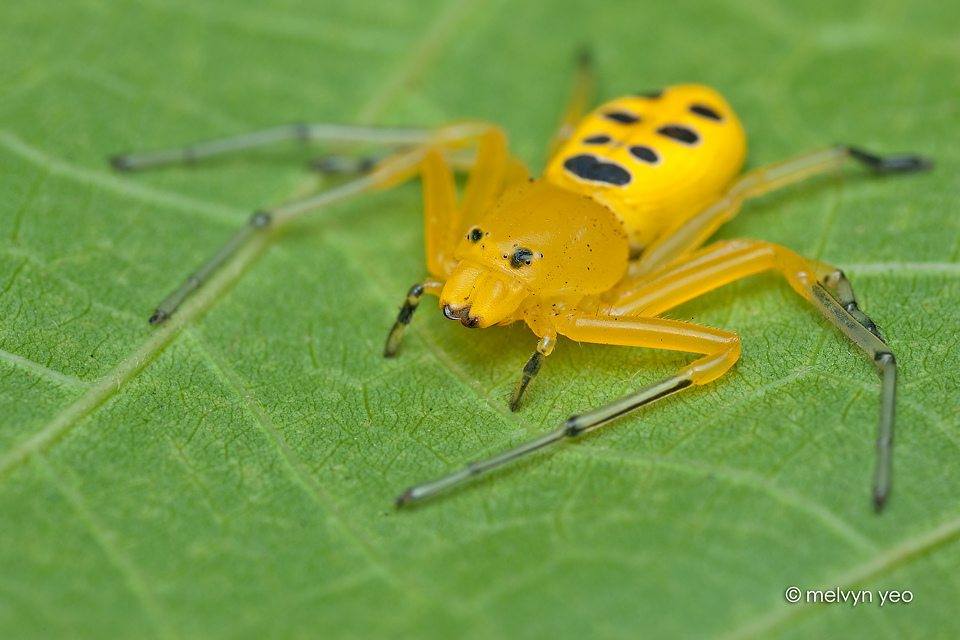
[817,267,892,504]
[312,147,481,176]
[547,48,596,158]
[116,121,523,324]
[110,124,434,171]
[141,146,429,324]
[396,315,740,505]
[383,125,530,354]
[458,127,525,226]
[634,145,932,276]
[608,239,897,510]
[819,268,880,338]
[413,125,539,400]
[384,279,445,358]
[509,333,557,411]
[312,152,392,175]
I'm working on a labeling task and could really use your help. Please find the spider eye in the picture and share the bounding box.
[510,248,535,268]
[468,228,483,242]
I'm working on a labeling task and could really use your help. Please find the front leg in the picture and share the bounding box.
[509,332,558,411]
[384,125,529,355]
[384,279,444,357]
[396,313,741,505]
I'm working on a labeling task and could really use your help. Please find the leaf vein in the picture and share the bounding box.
[183,328,411,593]
[0,130,243,226]
[0,227,271,484]
[38,457,179,640]
[356,0,493,124]
[0,348,91,390]
[570,445,878,554]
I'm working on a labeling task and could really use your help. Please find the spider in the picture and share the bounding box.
[112,56,931,509]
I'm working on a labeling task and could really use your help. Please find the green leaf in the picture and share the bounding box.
[2,0,959,638]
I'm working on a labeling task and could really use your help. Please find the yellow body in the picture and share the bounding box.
[544,85,747,253]
[439,84,747,332]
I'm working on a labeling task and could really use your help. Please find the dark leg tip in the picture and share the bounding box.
[509,374,533,412]
[110,155,133,172]
[576,46,594,69]
[384,325,404,358]
[510,351,544,412]
[394,489,414,507]
[249,210,272,228]
[312,157,341,173]
[148,310,168,325]
[877,154,933,174]
[848,146,934,174]
[873,490,888,513]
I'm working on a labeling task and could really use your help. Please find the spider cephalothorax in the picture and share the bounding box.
[439,180,629,328]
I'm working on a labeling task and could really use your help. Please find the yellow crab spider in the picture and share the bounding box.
[112,56,931,510]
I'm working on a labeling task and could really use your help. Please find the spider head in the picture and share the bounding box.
[440,181,630,329]
[439,260,528,328]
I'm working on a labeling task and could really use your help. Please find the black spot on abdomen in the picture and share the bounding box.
[689,104,723,121]
[628,145,662,165]
[563,154,633,186]
[656,124,701,146]
[582,134,612,145]
[602,110,641,125]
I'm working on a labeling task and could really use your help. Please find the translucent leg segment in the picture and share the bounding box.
[116,121,506,324]
[397,372,697,506]
[149,210,271,324]
[609,240,899,510]
[145,148,427,323]
[396,315,739,506]
[633,145,933,276]
[111,124,433,171]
